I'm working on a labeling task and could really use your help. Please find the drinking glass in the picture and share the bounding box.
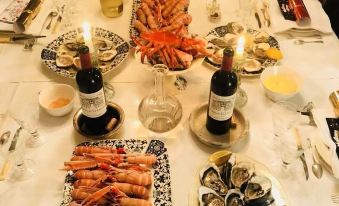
[206,0,221,22]
[0,83,18,129]
[9,91,44,148]
[237,0,254,26]
[232,55,248,108]
[100,0,123,18]
[138,64,183,133]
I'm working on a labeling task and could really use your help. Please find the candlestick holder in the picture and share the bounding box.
[233,55,248,108]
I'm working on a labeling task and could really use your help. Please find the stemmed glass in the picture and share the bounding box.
[138,64,183,133]
[233,53,248,108]
[0,83,17,129]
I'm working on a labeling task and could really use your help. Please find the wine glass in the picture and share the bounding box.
[138,64,183,133]
[0,83,18,129]
[8,91,45,148]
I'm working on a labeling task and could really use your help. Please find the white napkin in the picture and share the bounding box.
[313,108,339,179]
[269,0,333,34]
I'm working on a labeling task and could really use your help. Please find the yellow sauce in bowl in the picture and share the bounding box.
[48,97,71,109]
[263,74,298,94]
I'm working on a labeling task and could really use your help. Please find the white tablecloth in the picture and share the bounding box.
[0,0,339,206]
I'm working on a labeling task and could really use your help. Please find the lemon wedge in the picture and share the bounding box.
[265,48,283,60]
[209,150,232,166]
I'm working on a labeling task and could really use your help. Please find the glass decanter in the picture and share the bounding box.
[138,64,183,133]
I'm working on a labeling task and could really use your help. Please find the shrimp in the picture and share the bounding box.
[136,8,147,25]
[134,20,150,34]
[74,170,107,180]
[141,3,158,29]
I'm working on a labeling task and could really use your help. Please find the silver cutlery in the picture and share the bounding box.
[254,12,262,28]
[261,2,271,27]
[294,39,324,45]
[331,194,339,204]
[0,131,11,145]
[8,127,22,151]
[294,128,309,180]
[284,33,322,39]
[307,138,323,179]
[52,5,65,34]
[45,11,58,30]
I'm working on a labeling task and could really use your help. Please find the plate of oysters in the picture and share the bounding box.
[41,27,129,79]
[205,22,281,77]
[190,150,289,206]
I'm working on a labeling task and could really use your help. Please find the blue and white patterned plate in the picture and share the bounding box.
[41,27,129,79]
[60,139,172,206]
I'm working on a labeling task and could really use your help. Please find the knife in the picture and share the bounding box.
[0,34,46,43]
[293,128,309,180]
[8,127,22,151]
[52,5,65,34]
[254,12,262,28]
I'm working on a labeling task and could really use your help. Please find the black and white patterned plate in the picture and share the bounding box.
[129,0,141,47]
[60,139,172,206]
[41,27,129,79]
[205,26,280,77]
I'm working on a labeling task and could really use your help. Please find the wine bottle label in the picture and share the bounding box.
[79,88,107,118]
[208,92,236,121]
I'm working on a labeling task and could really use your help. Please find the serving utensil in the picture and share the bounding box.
[294,39,324,45]
[293,128,309,180]
[45,11,58,30]
[307,138,323,179]
[52,5,65,34]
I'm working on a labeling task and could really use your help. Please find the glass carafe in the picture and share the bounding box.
[138,65,183,133]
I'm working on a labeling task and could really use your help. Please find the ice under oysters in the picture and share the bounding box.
[199,153,275,206]
[56,36,118,70]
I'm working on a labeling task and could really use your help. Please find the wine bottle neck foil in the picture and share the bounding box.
[80,52,92,70]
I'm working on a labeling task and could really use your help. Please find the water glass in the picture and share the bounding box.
[100,0,123,18]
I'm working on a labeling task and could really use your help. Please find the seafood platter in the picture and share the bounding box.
[41,27,129,79]
[60,139,172,206]
[205,22,281,77]
[130,0,211,71]
[194,151,288,206]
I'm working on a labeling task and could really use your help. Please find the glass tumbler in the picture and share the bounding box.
[100,0,123,18]
[138,64,183,133]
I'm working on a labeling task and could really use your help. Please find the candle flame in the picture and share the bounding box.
[82,22,91,41]
[236,36,245,55]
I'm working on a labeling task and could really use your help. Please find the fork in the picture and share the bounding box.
[331,193,339,204]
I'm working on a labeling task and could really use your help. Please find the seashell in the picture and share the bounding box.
[224,189,245,206]
[253,43,270,58]
[75,35,85,44]
[220,153,236,188]
[73,57,81,70]
[94,38,114,51]
[254,32,270,43]
[243,59,261,72]
[226,22,246,35]
[64,40,83,51]
[199,186,225,206]
[98,50,117,62]
[200,163,229,196]
[230,161,254,188]
[209,38,228,48]
[244,175,274,206]
[57,45,78,57]
[223,33,238,47]
[210,49,224,65]
[56,55,74,68]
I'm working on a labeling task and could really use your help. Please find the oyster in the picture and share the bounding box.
[223,33,238,47]
[243,59,261,73]
[211,49,224,65]
[73,57,81,70]
[56,55,74,68]
[199,186,225,206]
[209,38,228,48]
[253,43,270,58]
[200,163,228,196]
[254,32,270,43]
[57,45,78,57]
[224,189,245,206]
[220,153,236,188]
[98,50,117,62]
[244,175,274,206]
[230,162,254,188]
[64,40,83,51]
[226,22,246,35]
[94,38,114,51]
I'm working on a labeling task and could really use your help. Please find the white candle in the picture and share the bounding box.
[235,36,245,58]
[82,22,94,53]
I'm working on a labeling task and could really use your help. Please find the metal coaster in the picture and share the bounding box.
[189,103,249,148]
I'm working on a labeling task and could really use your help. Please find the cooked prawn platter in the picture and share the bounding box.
[205,22,281,77]
[60,139,172,206]
[195,152,289,206]
[41,28,129,79]
[130,0,212,71]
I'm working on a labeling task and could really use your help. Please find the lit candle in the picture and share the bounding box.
[82,22,94,53]
[235,36,245,58]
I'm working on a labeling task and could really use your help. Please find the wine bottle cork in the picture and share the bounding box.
[106,117,118,131]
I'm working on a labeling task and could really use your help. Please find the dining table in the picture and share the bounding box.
[0,0,339,205]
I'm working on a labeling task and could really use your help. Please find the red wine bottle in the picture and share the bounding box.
[76,45,111,135]
[206,48,238,135]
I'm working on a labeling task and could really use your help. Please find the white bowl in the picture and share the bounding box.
[39,84,75,117]
[260,65,303,101]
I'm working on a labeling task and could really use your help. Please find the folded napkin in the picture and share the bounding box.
[313,108,339,178]
[269,0,333,34]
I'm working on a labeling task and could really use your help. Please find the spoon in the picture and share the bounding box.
[307,138,323,179]
[45,11,58,30]
[294,39,324,45]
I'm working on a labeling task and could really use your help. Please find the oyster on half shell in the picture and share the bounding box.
[200,163,228,196]
[226,22,246,35]
[56,55,74,68]
[254,32,270,43]
[230,161,254,188]
[243,59,261,73]
[253,43,270,58]
[244,175,274,206]
[94,38,114,51]
[225,189,245,206]
[199,186,225,206]
[220,153,236,188]
[98,50,117,62]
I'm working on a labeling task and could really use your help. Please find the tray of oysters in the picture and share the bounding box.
[190,151,289,206]
[41,27,129,79]
[205,22,281,77]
